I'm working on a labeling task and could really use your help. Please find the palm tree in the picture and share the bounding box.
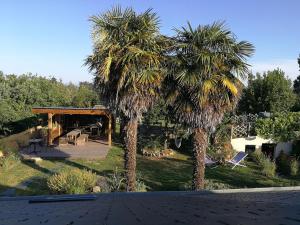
[85,7,166,191]
[166,22,254,190]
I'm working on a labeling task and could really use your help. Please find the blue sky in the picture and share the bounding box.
[0,0,299,83]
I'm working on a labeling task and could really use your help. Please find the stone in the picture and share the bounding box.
[22,155,43,163]
[92,186,101,193]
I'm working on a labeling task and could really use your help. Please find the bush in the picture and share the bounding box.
[205,180,231,190]
[47,168,97,194]
[290,159,299,176]
[261,158,276,178]
[107,167,125,192]
[0,153,20,170]
[292,140,300,158]
[252,150,276,177]
[96,176,111,193]
[136,178,148,192]
[276,151,290,175]
[255,113,300,142]
[208,142,234,163]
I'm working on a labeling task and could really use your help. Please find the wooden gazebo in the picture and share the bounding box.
[32,106,113,146]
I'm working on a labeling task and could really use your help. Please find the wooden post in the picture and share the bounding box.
[48,113,53,146]
[108,116,112,146]
[57,114,61,136]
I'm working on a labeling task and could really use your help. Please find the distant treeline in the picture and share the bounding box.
[0,71,100,135]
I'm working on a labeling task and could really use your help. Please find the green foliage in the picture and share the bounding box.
[239,69,296,114]
[261,159,276,178]
[47,168,97,194]
[255,112,300,142]
[135,178,148,192]
[293,55,300,94]
[107,167,125,192]
[290,159,299,176]
[276,151,291,175]
[86,6,167,120]
[0,153,21,170]
[72,82,100,108]
[292,140,300,158]
[252,150,276,177]
[0,72,99,135]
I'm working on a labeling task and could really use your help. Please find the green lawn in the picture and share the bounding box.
[1,146,300,196]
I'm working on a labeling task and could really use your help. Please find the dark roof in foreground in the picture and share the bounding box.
[1,190,300,225]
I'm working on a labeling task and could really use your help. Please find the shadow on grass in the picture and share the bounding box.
[137,155,193,191]
[22,161,53,175]
[50,159,115,177]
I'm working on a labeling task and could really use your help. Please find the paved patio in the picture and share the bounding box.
[20,140,110,159]
[0,190,300,225]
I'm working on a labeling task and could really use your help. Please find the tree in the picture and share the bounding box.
[293,55,300,95]
[239,69,296,113]
[72,82,99,108]
[165,22,254,190]
[85,7,166,191]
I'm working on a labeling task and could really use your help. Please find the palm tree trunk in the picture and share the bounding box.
[193,127,208,190]
[124,118,138,191]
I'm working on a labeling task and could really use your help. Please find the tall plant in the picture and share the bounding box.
[165,22,254,190]
[85,7,166,191]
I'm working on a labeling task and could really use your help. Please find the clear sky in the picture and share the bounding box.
[0,0,299,83]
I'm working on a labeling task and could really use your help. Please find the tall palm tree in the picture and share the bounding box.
[85,7,166,191]
[166,22,254,190]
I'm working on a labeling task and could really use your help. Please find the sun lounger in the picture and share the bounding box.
[205,155,218,167]
[226,151,248,169]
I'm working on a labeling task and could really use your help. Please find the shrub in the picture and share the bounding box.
[290,159,299,176]
[0,153,20,170]
[252,150,276,177]
[255,113,300,142]
[47,168,97,194]
[261,158,276,178]
[96,176,111,193]
[179,180,231,191]
[292,140,300,158]
[208,142,234,163]
[107,167,125,192]
[136,179,147,192]
[276,151,290,175]
[205,180,231,190]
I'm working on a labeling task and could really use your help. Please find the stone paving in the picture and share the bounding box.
[0,190,300,225]
[20,140,110,159]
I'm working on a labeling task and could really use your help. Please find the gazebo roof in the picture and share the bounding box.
[32,106,111,117]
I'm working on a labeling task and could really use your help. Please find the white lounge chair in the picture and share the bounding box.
[226,151,248,169]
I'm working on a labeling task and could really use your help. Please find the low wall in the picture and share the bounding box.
[231,136,292,158]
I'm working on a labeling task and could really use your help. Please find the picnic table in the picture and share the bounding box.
[67,129,81,145]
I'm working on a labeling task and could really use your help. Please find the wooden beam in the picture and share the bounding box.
[48,113,53,146]
[108,116,112,147]
[32,108,110,116]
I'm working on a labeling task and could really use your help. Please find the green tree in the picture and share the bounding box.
[72,82,99,107]
[0,72,99,135]
[239,69,296,113]
[293,55,300,95]
[165,22,254,190]
[85,7,167,191]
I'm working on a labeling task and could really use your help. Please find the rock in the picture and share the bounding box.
[92,186,101,193]
[0,151,4,158]
[22,155,43,163]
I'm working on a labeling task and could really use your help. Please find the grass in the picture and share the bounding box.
[0,146,300,196]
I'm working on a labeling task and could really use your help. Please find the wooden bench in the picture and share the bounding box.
[76,134,89,146]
